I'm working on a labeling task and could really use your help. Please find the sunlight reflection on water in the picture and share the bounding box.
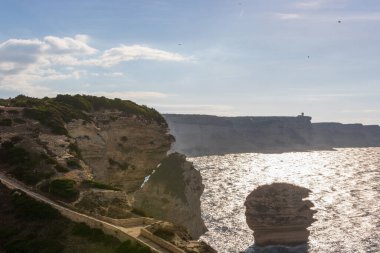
[189,148,380,253]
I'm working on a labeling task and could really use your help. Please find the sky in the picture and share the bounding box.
[0,0,379,124]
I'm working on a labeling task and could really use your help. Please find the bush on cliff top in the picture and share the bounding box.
[0,94,166,135]
[43,179,79,201]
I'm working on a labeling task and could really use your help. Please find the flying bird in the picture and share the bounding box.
[338,20,342,23]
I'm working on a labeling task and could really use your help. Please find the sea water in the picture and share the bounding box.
[189,148,380,253]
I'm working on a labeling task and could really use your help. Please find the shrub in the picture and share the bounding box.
[4,237,64,253]
[116,241,152,253]
[0,118,12,126]
[13,118,26,124]
[55,164,70,173]
[68,143,82,159]
[82,180,120,191]
[45,179,79,201]
[8,109,19,114]
[71,223,118,245]
[66,159,81,169]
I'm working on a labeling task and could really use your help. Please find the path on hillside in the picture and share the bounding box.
[0,172,171,253]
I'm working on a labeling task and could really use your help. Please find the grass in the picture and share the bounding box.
[82,180,120,191]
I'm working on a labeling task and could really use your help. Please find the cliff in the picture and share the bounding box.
[164,114,380,156]
[133,153,207,239]
[0,95,208,249]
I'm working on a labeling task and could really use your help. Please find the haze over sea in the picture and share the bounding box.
[189,148,380,253]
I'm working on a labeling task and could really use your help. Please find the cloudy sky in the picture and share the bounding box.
[0,0,379,124]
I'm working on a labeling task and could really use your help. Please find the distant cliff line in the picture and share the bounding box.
[163,114,380,156]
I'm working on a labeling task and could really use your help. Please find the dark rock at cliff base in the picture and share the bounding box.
[244,183,316,247]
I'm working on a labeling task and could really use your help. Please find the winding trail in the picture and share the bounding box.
[0,172,171,253]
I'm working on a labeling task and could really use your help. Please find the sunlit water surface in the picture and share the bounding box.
[189,148,380,253]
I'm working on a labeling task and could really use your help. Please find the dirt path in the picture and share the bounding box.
[0,172,171,253]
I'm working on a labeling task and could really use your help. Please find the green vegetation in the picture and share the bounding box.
[0,141,54,184]
[54,164,70,173]
[82,180,120,191]
[0,183,152,253]
[11,190,60,220]
[13,118,26,124]
[44,179,79,201]
[66,158,81,169]
[68,142,83,159]
[116,241,152,253]
[108,158,129,170]
[0,118,12,126]
[131,208,147,217]
[71,223,117,245]
[72,223,152,253]
[7,109,19,114]
[0,94,166,135]
[153,228,175,241]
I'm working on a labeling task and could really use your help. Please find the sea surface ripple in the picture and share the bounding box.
[189,148,380,253]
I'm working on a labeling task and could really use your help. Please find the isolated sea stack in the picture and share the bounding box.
[244,183,316,247]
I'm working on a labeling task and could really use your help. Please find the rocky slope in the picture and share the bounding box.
[0,182,152,253]
[164,114,380,156]
[0,95,208,247]
[244,183,316,247]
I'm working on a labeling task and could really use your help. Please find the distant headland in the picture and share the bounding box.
[164,114,380,156]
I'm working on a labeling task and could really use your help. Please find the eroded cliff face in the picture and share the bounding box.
[133,153,207,239]
[67,111,172,193]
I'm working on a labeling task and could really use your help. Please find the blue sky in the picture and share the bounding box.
[0,0,379,124]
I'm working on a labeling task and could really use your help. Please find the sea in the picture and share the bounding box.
[189,148,380,253]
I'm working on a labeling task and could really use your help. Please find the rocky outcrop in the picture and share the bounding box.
[0,95,209,245]
[133,153,207,239]
[67,111,172,193]
[164,114,380,156]
[244,183,316,246]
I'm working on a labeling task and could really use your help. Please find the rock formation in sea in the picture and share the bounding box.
[133,153,207,239]
[244,183,316,247]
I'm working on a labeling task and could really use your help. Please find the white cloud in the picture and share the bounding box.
[89,91,171,100]
[154,104,235,115]
[43,35,97,55]
[295,0,325,9]
[274,13,303,20]
[97,44,191,67]
[0,35,191,96]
